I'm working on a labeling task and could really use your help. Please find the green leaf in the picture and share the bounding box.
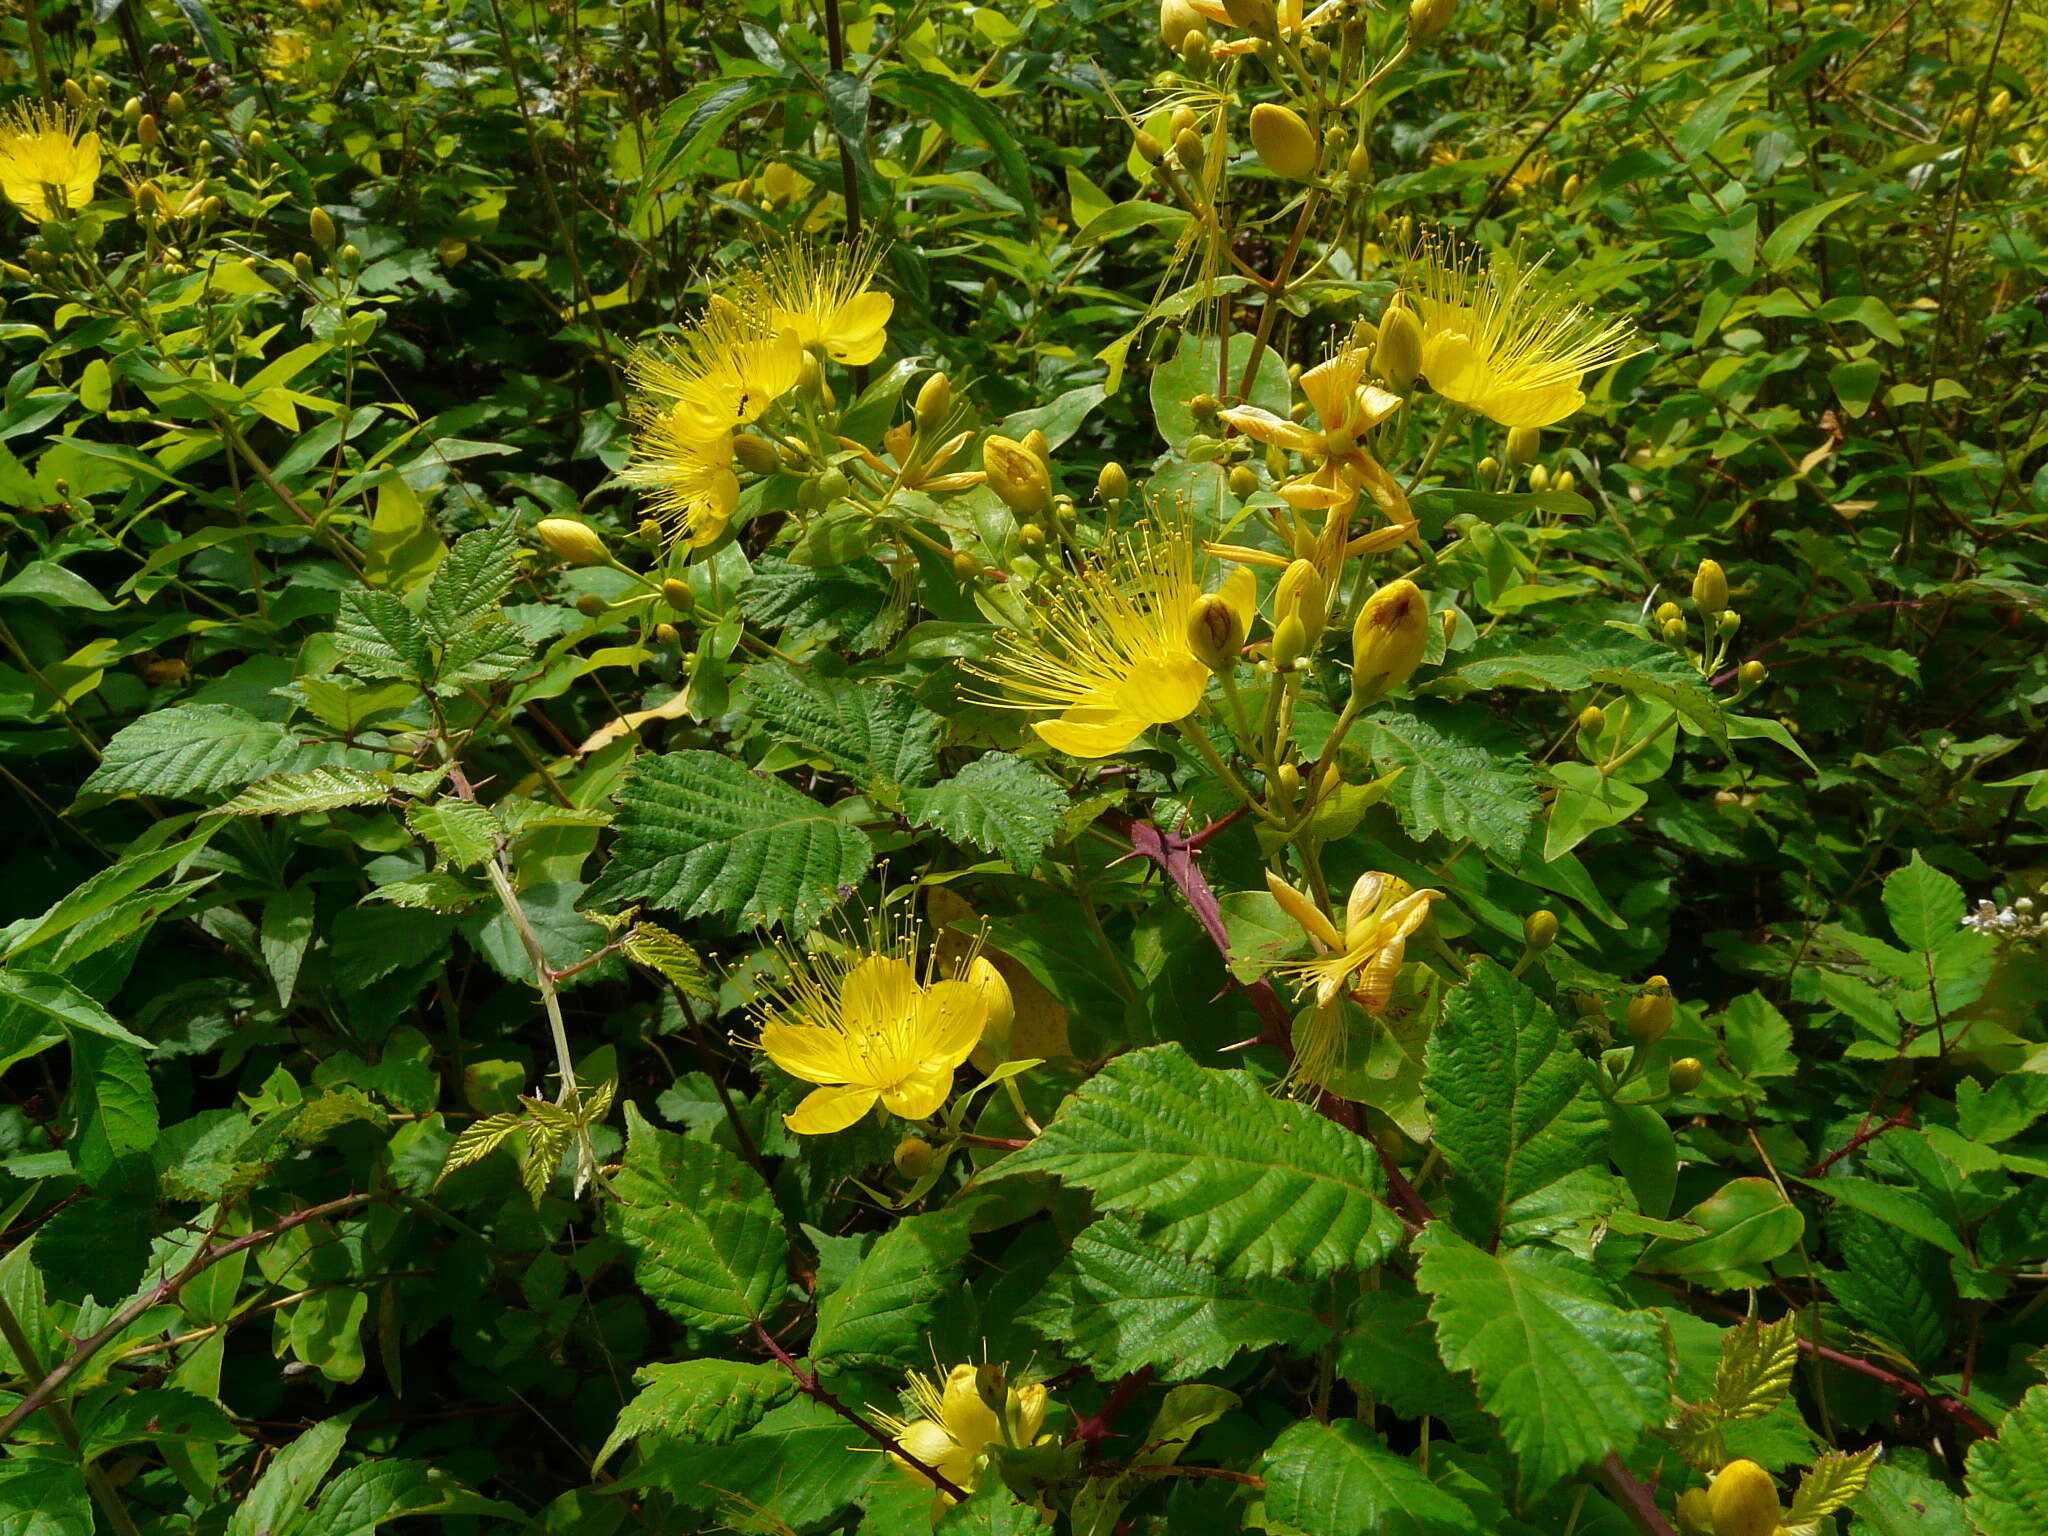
[422,522,521,641]
[737,663,942,794]
[873,64,1038,231]
[609,1106,785,1335]
[1424,960,1606,1242]
[811,1206,972,1375]
[1259,1418,1480,1536]
[0,1459,91,1536]
[226,1419,350,1536]
[1544,762,1649,857]
[935,1481,1045,1534]
[0,969,152,1049]
[631,1398,872,1526]
[1785,1447,1882,1530]
[1019,1216,1332,1381]
[1826,1206,1952,1367]
[1674,67,1772,161]
[69,1035,159,1186]
[587,750,872,933]
[32,1189,153,1304]
[993,1043,1400,1280]
[1760,192,1863,270]
[1413,1223,1669,1493]
[1967,1382,2048,1536]
[1884,853,1965,953]
[334,590,435,684]
[212,766,394,817]
[1854,1464,1970,1536]
[1365,707,1540,853]
[594,1359,798,1467]
[1451,624,1701,694]
[1337,1290,1486,1434]
[904,752,1066,874]
[1812,1175,1965,1258]
[305,1459,517,1532]
[1641,1177,1807,1281]
[1709,1316,1799,1424]
[363,477,447,592]
[80,704,300,801]
[406,799,501,870]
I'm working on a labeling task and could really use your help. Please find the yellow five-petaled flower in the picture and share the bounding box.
[871,1362,1051,1507]
[0,104,100,224]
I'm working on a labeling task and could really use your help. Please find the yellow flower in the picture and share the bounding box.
[621,407,741,548]
[0,104,100,224]
[730,236,893,366]
[965,519,1249,759]
[1405,242,1643,428]
[872,1363,1050,1504]
[1267,869,1443,1011]
[1219,347,1406,529]
[751,913,996,1135]
[1183,0,1346,54]
[263,31,313,79]
[628,303,805,447]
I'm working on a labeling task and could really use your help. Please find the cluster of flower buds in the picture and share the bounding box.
[1963,893,2044,943]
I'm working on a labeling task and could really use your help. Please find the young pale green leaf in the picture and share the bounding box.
[991,1042,1400,1280]
[904,751,1066,874]
[1784,1446,1882,1532]
[737,662,942,794]
[211,766,393,817]
[1424,959,1606,1242]
[594,1359,798,1467]
[80,704,301,801]
[1259,1418,1481,1536]
[1018,1216,1333,1381]
[810,1206,971,1375]
[619,921,713,998]
[406,799,501,870]
[1965,1382,2048,1536]
[1365,707,1540,853]
[1710,1315,1800,1423]
[1413,1223,1670,1494]
[436,1112,528,1185]
[609,1106,785,1335]
[586,750,872,933]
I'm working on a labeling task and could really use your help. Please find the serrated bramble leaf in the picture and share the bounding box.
[1713,1315,1800,1423]
[366,873,483,912]
[1424,960,1606,1243]
[1414,1222,1670,1494]
[595,1360,798,1467]
[406,799,501,870]
[620,921,713,998]
[610,1106,785,1335]
[211,766,393,817]
[437,1112,527,1185]
[1785,1446,1882,1532]
[1883,853,1965,953]
[80,704,300,801]
[810,1206,971,1375]
[992,1043,1399,1280]
[423,523,521,642]
[1966,1383,2048,1536]
[737,662,941,794]
[1259,1418,1481,1536]
[521,1120,570,1204]
[1018,1216,1332,1381]
[904,752,1066,874]
[586,750,872,933]
[434,618,531,693]
[336,590,435,683]
[1365,706,1540,852]
[1452,625,1703,694]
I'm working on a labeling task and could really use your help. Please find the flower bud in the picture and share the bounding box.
[815,466,852,503]
[1654,601,1682,625]
[1350,577,1429,699]
[63,78,90,109]
[310,206,336,248]
[1135,129,1166,164]
[124,96,143,127]
[1661,618,1687,643]
[1739,659,1766,686]
[1181,29,1213,72]
[952,549,981,581]
[893,1136,936,1178]
[984,435,1052,514]
[662,578,695,613]
[637,518,663,545]
[575,593,610,618]
[915,371,951,428]
[339,243,362,274]
[246,128,266,153]
[1170,105,1199,138]
[1271,613,1310,671]
[1275,762,1302,798]
[1555,470,1575,494]
[654,621,679,647]
[1173,126,1205,172]
[1186,592,1247,673]
[139,113,159,150]
[1675,1489,1715,1536]
[1274,558,1327,648]
[1561,172,1582,201]
[1228,463,1260,499]
[1524,909,1557,950]
[1160,0,1205,50]
[293,251,313,277]
[1097,461,1129,503]
[1528,463,1550,492]
[437,239,466,267]
[1408,0,1455,40]
[1692,558,1728,613]
[732,433,780,475]
[1707,1460,1779,1536]
[1250,103,1319,180]
[1374,303,1423,390]
[1670,1057,1704,1093]
[1577,704,1605,751]
[537,518,609,567]
[1718,610,1740,638]
[1346,142,1372,184]
[1988,88,2013,121]
[1018,522,1046,551]
[1188,392,1220,421]
[1626,975,1675,1050]
[167,91,188,118]
[1222,0,1278,33]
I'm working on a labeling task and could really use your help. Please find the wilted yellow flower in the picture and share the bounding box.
[1183,0,1344,54]
[1219,347,1407,531]
[1405,242,1644,428]
[621,409,741,548]
[965,518,1246,758]
[872,1363,1050,1505]
[0,104,100,223]
[731,236,893,366]
[1267,869,1443,1011]
[751,912,996,1135]
[628,304,805,447]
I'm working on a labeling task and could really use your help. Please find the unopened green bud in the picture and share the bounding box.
[1718,610,1740,638]
[1274,558,1327,649]
[893,1136,936,1179]
[1739,659,1766,686]
[815,467,851,503]
[1135,129,1166,164]
[1504,426,1540,466]
[537,518,609,567]
[732,433,780,475]
[1626,975,1676,1050]
[1188,392,1220,421]
[138,113,159,150]
[951,549,981,581]
[662,578,695,613]
[1528,463,1551,492]
[1228,463,1260,499]
[1692,558,1728,613]
[1675,1489,1715,1536]
[166,90,189,118]
[1097,461,1129,503]
[1018,522,1046,551]
[575,593,610,618]
[1271,613,1310,671]
[653,621,679,647]
[1524,909,1558,950]
[1181,29,1212,72]
[62,78,89,110]
[1478,455,1498,476]
[1346,142,1372,183]
[1655,601,1683,625]
[1661,618,1688,643]
[339,243,362,273]
[123,96,143,127]
[1555,469,1575,494]
[1408,0,1455,40]
[1173,126,1206,171]
[1670,1057,1704,1093]
[1576,704,1605,748]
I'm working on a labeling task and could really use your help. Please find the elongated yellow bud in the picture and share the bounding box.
[1408,0,1455,40]
[1707,1460,1779,1536]
[1097,461,1129,503]
[732,433,781,476]
[1374,303,1423,390]
[138,113,159,150]
[1529,464,1551,492]
[1173,126,1205,172]
[662,579,695,613]
[1271,613,1310,671]
[1505,425,1541,466]
[1274,559,1326,646]
[984,435,1052,514]
[537,518,609,567]
[63,78,89,109]
[310,206,336,248]
[1626,975,1675,1050]
[1186,593,1247,674]
[1160,0,1205,50]
[915,371,952,428]
[1222,0,1278,33]
[1350,577,1429,699]
[1250,104,1319,180]
[1693,558,1728,613]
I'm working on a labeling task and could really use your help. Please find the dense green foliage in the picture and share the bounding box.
[0,0,2045,1532]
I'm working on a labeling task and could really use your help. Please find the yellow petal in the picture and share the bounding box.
[938,1366,1004,1454]
[915,978,987,1072]
[1033,707,1148,758]
[1219,566,1257,637]
[1300,348,1368,429]
[1115,653,1208,726]
[841,954,921,1038]
[880,1066,952,1121]
[1420,330,1484,398]
[825,291,893,363]
[1218,406,1322,455]
[1342,872,1398,946]
[1265,870,1343,952]
[760,1020,856,1085]
[785,1083,878,1134]
[1471,383,1586,429]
